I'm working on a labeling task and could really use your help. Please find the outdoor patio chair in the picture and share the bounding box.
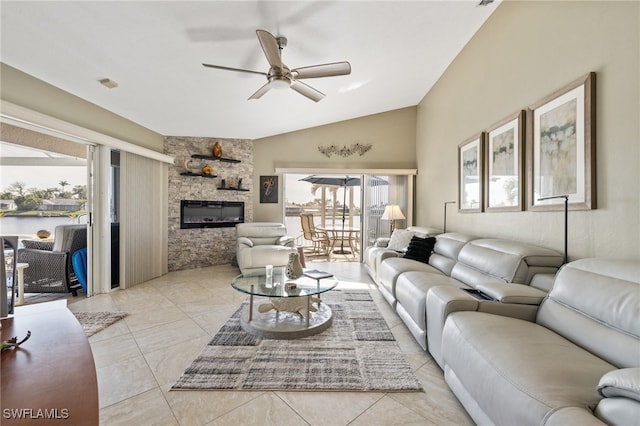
[17,224,87,295]
[300,213,330,255]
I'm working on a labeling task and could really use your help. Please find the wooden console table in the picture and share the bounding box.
[1,301,99,425]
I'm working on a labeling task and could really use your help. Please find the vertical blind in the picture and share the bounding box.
[119,151,168,288]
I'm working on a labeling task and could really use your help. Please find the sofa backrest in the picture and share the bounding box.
[450,239,564,289]
[236,222,287,245]
[428,233,477,276]
[536,258,640,368]
[52,224,87,255]
[406,226,442,238]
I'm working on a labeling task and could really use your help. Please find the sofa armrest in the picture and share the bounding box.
[276,236,295,247]
[475,282,547,305]
[426,286,479,369]
[596,370,640,426]
[237,237,254,248]
[374,237,391,248]
[598,368,640,402]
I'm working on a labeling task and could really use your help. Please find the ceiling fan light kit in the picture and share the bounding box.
[203,29,351,102]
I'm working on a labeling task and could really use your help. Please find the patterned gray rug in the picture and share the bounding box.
[73,311,127,337]
[171,290,423,392]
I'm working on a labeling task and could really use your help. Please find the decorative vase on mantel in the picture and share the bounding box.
[285,252,304,279]
[212,142,222,158]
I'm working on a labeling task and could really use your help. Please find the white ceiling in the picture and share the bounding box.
[0,1,500,140]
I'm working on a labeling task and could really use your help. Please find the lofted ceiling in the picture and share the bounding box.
[0,1,500,140]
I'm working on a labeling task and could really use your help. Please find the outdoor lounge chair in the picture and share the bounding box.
[17,224,87,295]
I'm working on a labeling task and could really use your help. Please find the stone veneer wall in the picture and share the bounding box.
[164,136,253,271]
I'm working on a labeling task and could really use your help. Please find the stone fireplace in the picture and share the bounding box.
[165,136,253,271]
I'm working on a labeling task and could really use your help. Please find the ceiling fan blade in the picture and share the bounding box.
[290,80,325,102]
[292,62,351,79]
[248,81,274,100]
[202,63,266,76]
[256,29,284,69]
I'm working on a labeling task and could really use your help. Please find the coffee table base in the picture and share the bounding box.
[240,300,333,339]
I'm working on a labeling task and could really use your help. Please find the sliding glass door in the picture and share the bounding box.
[362,175,411,250]
[283,171,414,261]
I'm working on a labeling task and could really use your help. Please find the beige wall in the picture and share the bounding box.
[416,1,639,259]
[253,106,417,222]
[0,63,164,152]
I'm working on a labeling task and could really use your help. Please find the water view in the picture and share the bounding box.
[0,216,78,237]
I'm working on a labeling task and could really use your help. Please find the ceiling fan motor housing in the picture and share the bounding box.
[268,65,292,88]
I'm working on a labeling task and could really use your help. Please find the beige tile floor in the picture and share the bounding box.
[63,261,473,426]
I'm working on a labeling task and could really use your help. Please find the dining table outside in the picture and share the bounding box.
[316,224,360,256]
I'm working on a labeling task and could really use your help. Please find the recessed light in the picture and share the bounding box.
[99,78,118,89]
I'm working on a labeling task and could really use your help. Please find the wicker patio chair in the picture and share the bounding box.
[17,224,87,295]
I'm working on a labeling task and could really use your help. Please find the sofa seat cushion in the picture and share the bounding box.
[442,311,616,426]
[378,257,442,296]
[396,271,468,331]
[243,245,296,268]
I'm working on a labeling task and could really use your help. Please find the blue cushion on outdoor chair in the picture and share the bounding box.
[72,248,88,292]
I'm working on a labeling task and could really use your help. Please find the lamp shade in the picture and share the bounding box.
[381,205,405,221]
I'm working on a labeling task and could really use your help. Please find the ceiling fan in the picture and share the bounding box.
[202,29,351,102]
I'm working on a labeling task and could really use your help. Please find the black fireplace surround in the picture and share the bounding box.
[180,200,244,229]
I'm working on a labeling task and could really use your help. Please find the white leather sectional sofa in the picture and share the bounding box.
[366,232,564,351]
[442,258,640,425]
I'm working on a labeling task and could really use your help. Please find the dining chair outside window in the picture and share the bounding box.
[299,213,330,255]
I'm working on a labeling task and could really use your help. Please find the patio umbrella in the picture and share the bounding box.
[298,175,362,254]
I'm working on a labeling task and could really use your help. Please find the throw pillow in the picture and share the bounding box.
[386,229,415,252]
[403,236,436,264]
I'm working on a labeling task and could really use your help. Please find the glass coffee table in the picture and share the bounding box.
[231,269,338,339]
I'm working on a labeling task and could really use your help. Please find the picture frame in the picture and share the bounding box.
[259,175,278,203]
[458,133,484,213]
[485,110,525,212]
[527,72,596,211]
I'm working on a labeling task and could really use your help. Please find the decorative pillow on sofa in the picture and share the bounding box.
[403,236,436,264]
[387,229,415,252]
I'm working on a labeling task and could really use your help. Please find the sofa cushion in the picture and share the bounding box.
[442,311,616,426]
[403,236,436,263]
[386,229,415,251]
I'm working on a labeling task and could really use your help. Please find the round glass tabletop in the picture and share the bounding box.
[231,269,338,298]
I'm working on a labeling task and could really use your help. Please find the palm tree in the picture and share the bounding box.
[58,180,70,194]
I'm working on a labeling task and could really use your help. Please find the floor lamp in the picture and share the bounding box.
[537,195,569,264]
[382,205,405,235]
[443,201,456,233]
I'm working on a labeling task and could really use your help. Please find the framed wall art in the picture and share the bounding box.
[527,72,596,211]
[458,133,484,213]
[485,110,525,212]
[260,175,278,203]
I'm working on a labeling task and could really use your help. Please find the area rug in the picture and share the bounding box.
[73,311,128,337]
[171,290,423,392]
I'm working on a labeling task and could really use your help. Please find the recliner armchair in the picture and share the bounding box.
[17,224,87,295]
[235,222,297,275]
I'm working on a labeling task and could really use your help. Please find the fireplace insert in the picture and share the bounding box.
[180,200,244,229]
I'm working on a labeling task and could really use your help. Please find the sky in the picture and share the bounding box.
[1,165,86,193]
[0,142,86,194]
